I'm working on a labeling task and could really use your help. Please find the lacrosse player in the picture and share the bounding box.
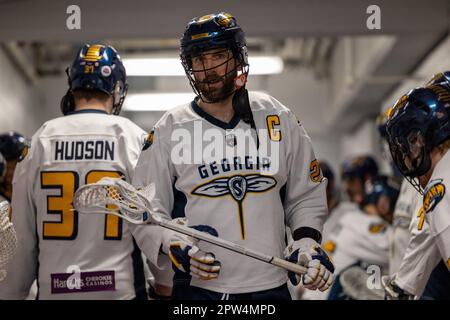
[0,44,153,299]
[383,74,450,299]
[132,12,334,300]
[327,175,399,299]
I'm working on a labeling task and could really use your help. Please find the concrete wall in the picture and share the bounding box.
[0,47,44,138]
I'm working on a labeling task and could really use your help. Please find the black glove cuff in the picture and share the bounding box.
[293,227,322,243]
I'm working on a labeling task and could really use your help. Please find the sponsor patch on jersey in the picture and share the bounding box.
[423,179,446,214]
[142,130,154,151]
[368,223,387,234]
[50,270,115,294]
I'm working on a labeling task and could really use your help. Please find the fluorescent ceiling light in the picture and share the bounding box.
[123,56,283,76]
[123,93,195,111]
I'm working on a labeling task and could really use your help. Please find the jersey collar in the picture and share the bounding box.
[191,99,240,130]
[65,109,109,116]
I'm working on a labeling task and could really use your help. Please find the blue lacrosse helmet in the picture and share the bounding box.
[0,131,28,161]
[61,44,128,115]
[341,155,379,182]
[365,175,400,210]
[425,71,450,87]
[386,84,450,191]
[180,12,249,102]
[376,108,392,141]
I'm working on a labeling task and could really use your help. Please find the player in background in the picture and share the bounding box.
[383,73,450,299]
[300,162,357,300]
[319,161,358,249]
[0,132,28,203]
[0,44,151,299]
[341,155,379,206]
[132,12,334,300]
[327,175,399,299]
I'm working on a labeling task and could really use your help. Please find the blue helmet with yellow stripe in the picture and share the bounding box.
[61,44,128,115]
[180,12,249,102]
[386,83,450,192]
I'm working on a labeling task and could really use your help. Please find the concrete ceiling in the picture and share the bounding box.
[0,0,447,41]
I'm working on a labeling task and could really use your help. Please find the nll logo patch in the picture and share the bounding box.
[191,174,277,239]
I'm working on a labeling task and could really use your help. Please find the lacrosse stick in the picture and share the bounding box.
[73,177,307,276]
[0,201,17,281]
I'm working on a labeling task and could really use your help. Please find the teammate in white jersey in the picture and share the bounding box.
[384,79,450,299]
[132,12,334,300]
[0,132,28,204]
[327,175,398,299]
[0,44,151,300]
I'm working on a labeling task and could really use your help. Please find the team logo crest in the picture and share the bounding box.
[142,130,154,151]
[423,179,446,214]
[191,174,277,239]
[369,223,387,234]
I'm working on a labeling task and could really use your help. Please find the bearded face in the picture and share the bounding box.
[191,48,239,103]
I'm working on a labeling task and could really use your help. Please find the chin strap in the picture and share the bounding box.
[232,88,259,149]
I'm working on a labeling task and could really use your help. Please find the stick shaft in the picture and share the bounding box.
[158,219,307,275]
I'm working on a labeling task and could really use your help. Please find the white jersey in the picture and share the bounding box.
[421,150,450,273]
[322,201,358,243]
[0,110,148,300]
[132,91,328,294]
[327,209,391,275]
[394,203,440,297]
[389,180,417,275]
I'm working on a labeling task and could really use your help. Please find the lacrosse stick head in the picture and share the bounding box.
[0,201,17,281]
[74,177,159,224]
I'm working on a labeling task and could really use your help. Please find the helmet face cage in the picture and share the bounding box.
[180,13,249,103]
[388,127,431,194]
[181,41,249,103]
[62,44,128,115]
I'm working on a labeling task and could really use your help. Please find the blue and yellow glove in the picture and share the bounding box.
[285,238,335,291]
[163,218,221,280]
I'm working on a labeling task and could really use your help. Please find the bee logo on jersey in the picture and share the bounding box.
[423,179,445,214]
[191,174,277,239]
[142,130,154,151]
